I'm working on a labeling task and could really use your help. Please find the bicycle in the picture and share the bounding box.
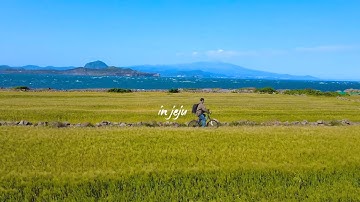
[187,111,220,128]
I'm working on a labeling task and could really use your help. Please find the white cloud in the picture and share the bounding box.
[176,49,290,59]
[207,49,232,57]
[205,49,258,58]
[178,45,357,59]
[192,51,199,56]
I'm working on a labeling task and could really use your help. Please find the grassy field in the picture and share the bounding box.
[1,91,360,200]
[1,126,360,201]
[0,91,359,123]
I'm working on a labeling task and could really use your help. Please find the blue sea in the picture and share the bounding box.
[1,74,359,91]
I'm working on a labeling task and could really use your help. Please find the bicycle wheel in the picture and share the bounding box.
[207,119,220,128]
[188,120,199,127]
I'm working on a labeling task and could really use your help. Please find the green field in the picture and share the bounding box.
[1,91,360,200]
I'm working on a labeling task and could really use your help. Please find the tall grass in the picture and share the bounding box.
[1,91,360,200]
[0,91,359,123]
[1,126,360,200]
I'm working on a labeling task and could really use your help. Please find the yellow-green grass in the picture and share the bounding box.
[1,126,360,200]
[0,91,359,123]
[1,91,360,200]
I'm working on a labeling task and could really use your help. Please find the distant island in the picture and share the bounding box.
[0,60,318,80]
[0,61,159,77]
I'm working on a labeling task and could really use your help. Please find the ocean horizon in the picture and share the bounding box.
[1,74,359,92]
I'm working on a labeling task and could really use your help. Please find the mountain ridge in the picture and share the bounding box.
[0,61,159,77]
[129,62,318,80]
[0,61,318,80]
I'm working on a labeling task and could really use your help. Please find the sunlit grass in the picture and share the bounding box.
[1,91,360,200]
[0,91,359,123]
[1,126,360,200]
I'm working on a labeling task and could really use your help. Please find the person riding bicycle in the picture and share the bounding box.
[196,98,209,127]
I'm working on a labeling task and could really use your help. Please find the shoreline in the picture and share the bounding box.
[1,87,360,94]
[1,86,360,91]
[0,87,256,93]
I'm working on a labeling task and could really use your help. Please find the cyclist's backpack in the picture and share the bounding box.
[192,103,199,114]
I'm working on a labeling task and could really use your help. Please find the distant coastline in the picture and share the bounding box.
[1,60,318,80]
[1,85,360,95]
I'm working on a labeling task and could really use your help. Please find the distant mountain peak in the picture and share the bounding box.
[84,60,108,69]
[129,61,318,80]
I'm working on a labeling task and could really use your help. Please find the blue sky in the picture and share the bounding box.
[1,0,359,80]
